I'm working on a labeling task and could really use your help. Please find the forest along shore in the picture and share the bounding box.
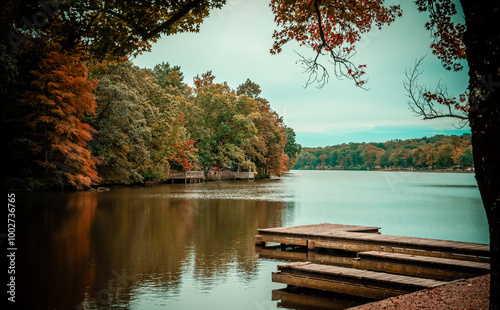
[3,61,302,192]
[294,134,473,171]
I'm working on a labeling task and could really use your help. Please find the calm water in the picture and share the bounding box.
[16,171,488,310]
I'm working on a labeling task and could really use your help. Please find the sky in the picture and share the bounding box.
[132,0,470,147]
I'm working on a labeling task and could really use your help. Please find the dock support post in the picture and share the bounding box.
[255,235,265,246]
[307,240,316,251]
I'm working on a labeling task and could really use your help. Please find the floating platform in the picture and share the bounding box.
[273,262,446,300]
[255,223,490,262]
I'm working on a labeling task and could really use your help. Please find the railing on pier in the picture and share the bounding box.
[170,171,205,183]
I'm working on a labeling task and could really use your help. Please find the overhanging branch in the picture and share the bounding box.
[295,0,367,88]
[404,56,469,126]
[141,0,207,41]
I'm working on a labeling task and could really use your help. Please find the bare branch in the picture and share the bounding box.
[404,56,468,127]
[293,0,368,89]
[295,51,329,88]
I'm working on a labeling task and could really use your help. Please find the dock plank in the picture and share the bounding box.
[356,251,490,272]
[273,262,446,299]
[277,263,444,288]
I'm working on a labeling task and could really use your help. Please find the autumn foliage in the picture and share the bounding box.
[22,51,99,189]
[416,0,467,72]
[270,0,401,86]
[171,139,197,171]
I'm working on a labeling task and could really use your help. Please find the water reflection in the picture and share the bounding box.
[18,185,293,309]
[272,289,365,310]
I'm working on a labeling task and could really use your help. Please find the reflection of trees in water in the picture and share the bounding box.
[192,199,286,287]
[19,189,293,309]
[89,194,193,306]
[19,192,98,309]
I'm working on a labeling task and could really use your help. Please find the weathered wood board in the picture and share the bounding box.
[273,262,446,300]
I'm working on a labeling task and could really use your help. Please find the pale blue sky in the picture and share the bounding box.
[133,0,469,147]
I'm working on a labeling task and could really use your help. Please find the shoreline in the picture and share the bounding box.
[347,274,490,310]
[293,169,474,173]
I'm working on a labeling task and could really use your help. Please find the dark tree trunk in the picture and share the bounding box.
[461,1,500,309]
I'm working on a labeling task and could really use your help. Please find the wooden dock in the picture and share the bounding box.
[255,223,380,250]
[170,171,205,183]
[256,223,489,262]
[259,223,490,301]
[273,262,446,299]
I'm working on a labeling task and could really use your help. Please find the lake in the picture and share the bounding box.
[16,170,489,309]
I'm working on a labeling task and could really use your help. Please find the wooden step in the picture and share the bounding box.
[273,262,446,300]
[257,246,490,281]
[354,251,490,281]
[357,251,490,272]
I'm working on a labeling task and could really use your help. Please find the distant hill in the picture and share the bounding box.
[294,134,473,171]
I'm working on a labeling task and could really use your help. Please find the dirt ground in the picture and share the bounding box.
[347,274,490,310]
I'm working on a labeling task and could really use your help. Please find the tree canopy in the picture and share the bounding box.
[4,0,226,60]
[2,53,300,189]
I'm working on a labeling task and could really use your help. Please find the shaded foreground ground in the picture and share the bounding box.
[348,274,490,310]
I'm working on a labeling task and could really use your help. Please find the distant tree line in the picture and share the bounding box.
[294,134,473,171]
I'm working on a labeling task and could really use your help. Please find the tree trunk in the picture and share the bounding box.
[461,1,500,309]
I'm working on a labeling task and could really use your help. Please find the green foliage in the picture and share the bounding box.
[236,78,262,98]
[87,62,196,184]
[186,75,294,177]
[295,134,473,171]
[284,127,302,169]
[149,62,186,94]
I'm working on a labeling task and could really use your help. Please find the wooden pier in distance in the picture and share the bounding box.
[273,262,446,300]
[170,171,205,183]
